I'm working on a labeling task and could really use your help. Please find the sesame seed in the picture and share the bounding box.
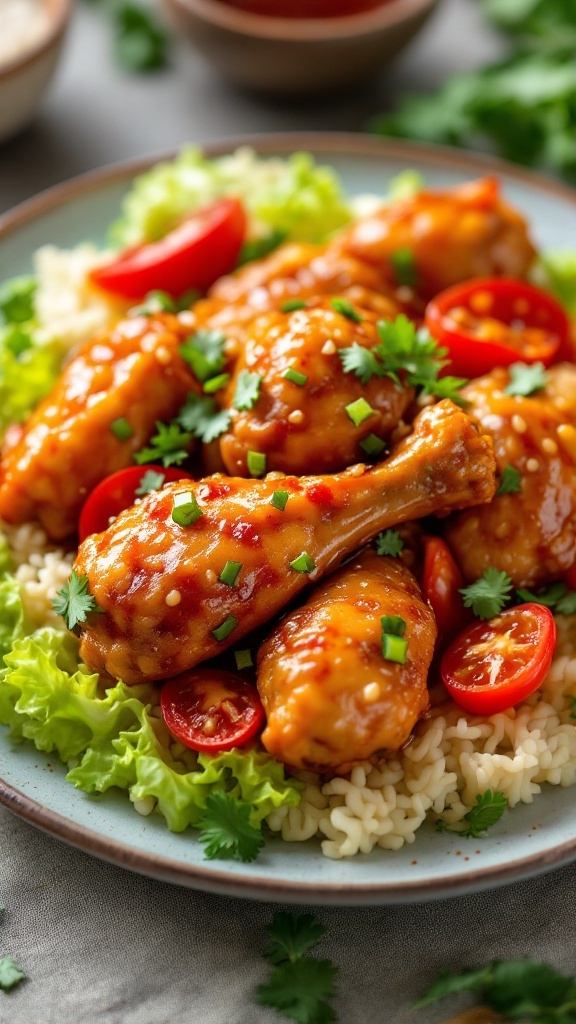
[541,437,558,455]
[288,409,305,425]
[155,345,171,366]
[177,310,196,327]
[526,458,540,473]
[557,423,576,463]
[321,339,337,356]
[512,414,527,434]
[363,682,381,703]
[205,569,217,584]
[165,589,182,607]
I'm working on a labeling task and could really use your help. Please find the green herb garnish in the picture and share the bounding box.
[212,615,238,642]
[198,791,264,862]
[0,275,36,324]
[496,465,522,495]
[203,373,230,395]
[381,615,407,637]
[171,491,202,527]
[0,956,26,993]
[436,790,507,839]
[282,367,308,386]
[177,394,231,444]
[504,361,548,397]
[390,248,418,287]
[516,581,576,616]
[345,397,376,427]
[233,370,263,411]
[52,571,102,630]
[180,329,227,383]
[135,469,166,495]
[375,530,404,557]
[331,296,363,322]
[359,433,386,458]
[271,490,289,511]
[134,420,192,467]
[460,567,514,620]
[219,560,243,587]
[247,451,267,478]
[290,552,316,574]
[129,290,175,316]
[110,417,134,441]
[382,633,408,664]
[257,912,338,1024]
[281,298,307,313]
[234,649,253,670]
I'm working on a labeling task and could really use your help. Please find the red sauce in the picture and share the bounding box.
[307,482,334,507]
[218,0,388,17]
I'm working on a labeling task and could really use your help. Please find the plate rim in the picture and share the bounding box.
[1,130,576,905]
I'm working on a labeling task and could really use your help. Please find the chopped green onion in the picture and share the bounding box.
[360,433,386,458]
[282,367,308,386]
[345,397,375,426]
[135,469,166,496]
[382,633,408,664]
[171,491,202,526]
[234,649,253,670]
[270,489,289,511]
[390,248,417,288]
[219,560,243,587]
[289,551,316,573]
[281,298,307,313]
[212,615,238,642]
[331,297,363,322]
[247,451,267,477]
[381,615,406,637]
[203,373,230,394]
[110,417,134,441]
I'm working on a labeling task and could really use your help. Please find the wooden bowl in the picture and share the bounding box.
[163,0,439,97]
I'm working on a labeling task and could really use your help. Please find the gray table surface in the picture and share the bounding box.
[0,2,573,1022]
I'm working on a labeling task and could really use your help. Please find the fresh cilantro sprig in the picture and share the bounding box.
[177,394,231,444]
[496,465,522,495]
[134,420,192,467]
[436,791,507,839]
[197,791,264,863]
[415,957,576,1020]
[233,370,262,411]
[82,0,170,72]
[375,530,404,557]
[504,361,548,397]
[460,567,514,620]
[257,913,338,1024]
[52,571,102,630]
[135,469,166,495]
[517,581,576,616]
[0,956,26,993]
[180,329,227,384]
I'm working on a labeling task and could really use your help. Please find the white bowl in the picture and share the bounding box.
[0,0,73,144]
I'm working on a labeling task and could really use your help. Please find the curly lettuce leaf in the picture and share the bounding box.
[0,575,25,660]
[110,147,351,249]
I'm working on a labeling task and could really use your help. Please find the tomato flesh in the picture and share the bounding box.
[421,536,472,647]
[160,669,265,752]
[78,465,193,541]
[441,603,556,715]
[90,197,247,300]
[425,278,568,378]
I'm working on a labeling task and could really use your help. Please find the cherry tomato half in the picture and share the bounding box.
[441,603,556,715]
[425,278,569,378]
[90,197,247,300]
[160,669,265,753]
[78,464,193,541]
[421,536,472,647]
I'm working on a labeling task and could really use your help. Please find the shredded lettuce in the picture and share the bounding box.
[110,146,351,249]
[536,250,576,314]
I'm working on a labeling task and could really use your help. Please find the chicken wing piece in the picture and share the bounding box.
[257,550,436,774]
[0,312,196,541]
[445,363,576,588]
[332,177,536,300]
[74,399,496,683]
[219,297,414,477]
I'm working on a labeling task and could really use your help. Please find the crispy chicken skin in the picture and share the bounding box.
[257,550,436,774]
[445,364,576,588]
[219,297,414,477]
[0,313,196,541]
[74,400,496,684]
[333,177,536,299]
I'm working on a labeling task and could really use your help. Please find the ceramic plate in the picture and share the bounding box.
[1,133,575,905]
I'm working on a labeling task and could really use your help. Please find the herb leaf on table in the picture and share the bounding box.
[81,0,170,73]
[258,913,338,1024]
[0,956,26,993]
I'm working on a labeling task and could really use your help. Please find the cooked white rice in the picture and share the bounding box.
[34,244,119,352]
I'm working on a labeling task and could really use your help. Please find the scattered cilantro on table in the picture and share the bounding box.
[0,956,26,994]
[460,567,514,620]
[197,791,264,863]
[81,0,170,73]
[257,913,338,1024]
[436,791,507,839]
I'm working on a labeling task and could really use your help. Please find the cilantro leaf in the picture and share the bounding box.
[437,790,507,839]
[52,571,101,630]
[415,965,493,1008]
[496,464,522,495]
[198,791,264,863]
[264,913,326,966]
[375,529,404,557]
[134,420,192,467]
[177,394,231,444]
[180,329,227,383]
[504,361,548,397]
[0,275,36,324]
[460,567,514,619]
[135,469,166,496]
[338,344,382,384]
[0,956,26,993]
[258,959,338,1024]
[517,581,576,616]
[232,370,263,411]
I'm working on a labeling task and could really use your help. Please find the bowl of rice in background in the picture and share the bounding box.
[0,0,73,144]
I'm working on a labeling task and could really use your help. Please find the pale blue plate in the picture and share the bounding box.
[1,133,575,904]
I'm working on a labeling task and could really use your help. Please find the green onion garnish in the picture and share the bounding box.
[390,248,417,288]
[331,297,363,322]
[212,615,238,642]
[281,299,307,313]
[345,397,375,426]
[219,560,243,587]
[203,373,230,394]
[110,417,134,441]
[289,551,316,573]
[171,491,202,527]
[270,489,289,511]
[360,434,386,458]
[282,367,308,387]
[382,633,408,664]
[381,615,406,637]
[247,451,267,477]
[234,649,253,670]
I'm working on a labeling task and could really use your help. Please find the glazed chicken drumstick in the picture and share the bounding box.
[257,550,437,774]
[74,399,496,684]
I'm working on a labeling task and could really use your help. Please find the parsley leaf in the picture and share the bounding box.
[232,370,263,411]
[258,913,338,1024]
[375,529,404,557]
[338,344,382,385]
[496,464,522,495]
[198,791,264,863]
[135,469,166,496]
[0,956,26,993]
[177,394,231,444]
[180,329,227,383]
[460,567,514,620]
[504,361,548,396]
[437,790,507,839]
[517,581,576,616]
[52,571,102,630]
[134,420,192,467]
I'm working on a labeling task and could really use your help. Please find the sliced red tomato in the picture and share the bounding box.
[160,669,265,752]
[90,197,247,300]
[422,536,472,647]
[425,278,568,378]
[78,465,193,541]
[441,603,556,715]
